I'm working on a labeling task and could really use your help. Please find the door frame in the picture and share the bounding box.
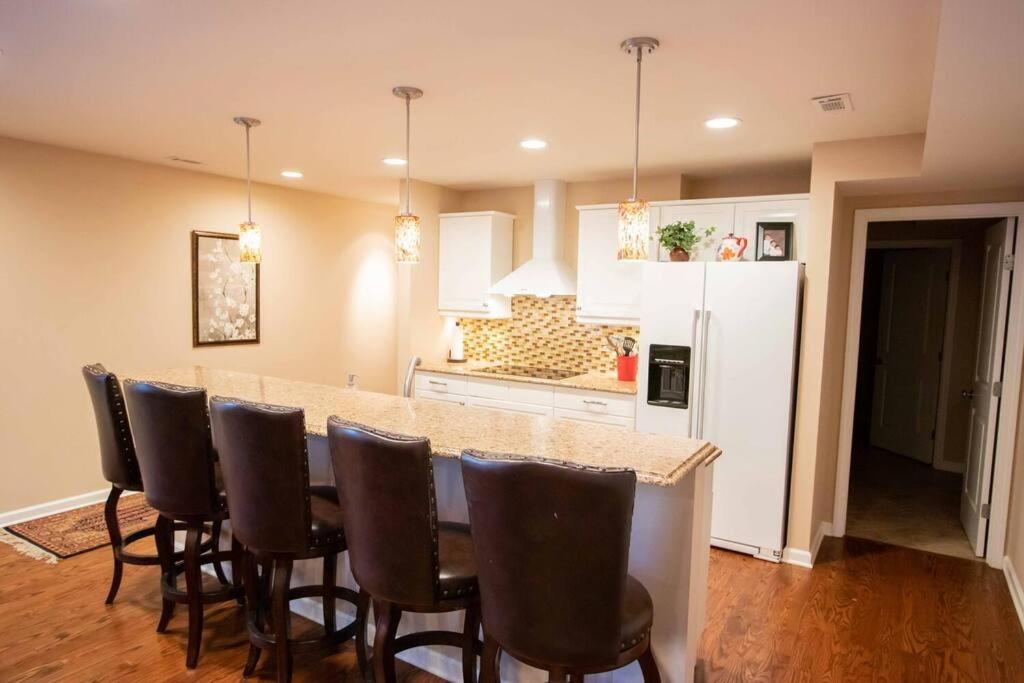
[833,203,1024,569]
[865,239,962,471]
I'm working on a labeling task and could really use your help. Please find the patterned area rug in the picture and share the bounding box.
[3,493,157,560]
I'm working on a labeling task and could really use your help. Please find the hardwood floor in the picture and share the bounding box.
[699,536,1024,682]
[1,534,1022,681]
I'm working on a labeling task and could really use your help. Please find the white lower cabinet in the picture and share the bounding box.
[413,371,635,428]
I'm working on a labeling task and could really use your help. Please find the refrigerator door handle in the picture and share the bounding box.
[698,308,711,439]
[688,308,701,438]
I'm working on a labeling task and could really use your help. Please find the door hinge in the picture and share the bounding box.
[1005,255,1015,271]
[993,381,1003,398]
[981,503,991,519]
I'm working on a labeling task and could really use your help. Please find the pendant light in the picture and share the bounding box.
[233,116,262,263]
[393,86,424,263]
[617,37,659,261]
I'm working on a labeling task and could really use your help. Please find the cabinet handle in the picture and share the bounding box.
[482,302,489,308]
[428,380,448,387]
[582,399,607,407]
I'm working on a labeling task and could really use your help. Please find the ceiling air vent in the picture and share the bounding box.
[167,155,204,165]
[811,93,853,113]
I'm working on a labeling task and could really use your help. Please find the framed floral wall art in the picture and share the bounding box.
[191,230,260,346]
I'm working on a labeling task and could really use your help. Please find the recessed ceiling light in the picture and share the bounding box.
[382,157,407,166]
[520,138,548,150]
[705,116,741,129]
[280,170,303,179]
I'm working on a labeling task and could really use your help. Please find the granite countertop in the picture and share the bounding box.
[417,359,638,395]
[129,367,718,487]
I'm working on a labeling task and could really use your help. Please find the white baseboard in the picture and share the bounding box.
[0,488,118,527]
[1004,555,1024,634]
[782,521,833,568]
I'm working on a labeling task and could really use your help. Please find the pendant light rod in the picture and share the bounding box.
[233,116,262,222]
[620,37,659,201]
[393,86,423,216]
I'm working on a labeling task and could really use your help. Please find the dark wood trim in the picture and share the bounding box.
[191,230,260,347]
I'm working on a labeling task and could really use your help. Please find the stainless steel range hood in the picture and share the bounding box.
[489,180,576,297]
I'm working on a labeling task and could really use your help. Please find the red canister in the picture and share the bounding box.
[617,355,638,382]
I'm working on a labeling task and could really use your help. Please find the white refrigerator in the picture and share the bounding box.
[636,261,802,561]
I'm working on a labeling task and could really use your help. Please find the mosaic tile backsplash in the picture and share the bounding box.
[460,296,640,373]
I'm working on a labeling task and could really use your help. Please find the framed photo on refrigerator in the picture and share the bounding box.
[755,222,792,261]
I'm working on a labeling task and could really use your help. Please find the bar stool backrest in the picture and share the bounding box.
[82,364,141,490]
[327,418,439,608]
[209,397,312,555]
[460,451,637,669]
[123,380,219,520]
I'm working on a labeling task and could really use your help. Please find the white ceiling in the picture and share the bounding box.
[0,0,941,204]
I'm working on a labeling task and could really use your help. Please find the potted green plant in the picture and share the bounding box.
[656,220,716,261]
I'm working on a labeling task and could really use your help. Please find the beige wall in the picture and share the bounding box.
[394,180,463,392]
[788,134,926,550]
[685,164,811,199]
[787,133,1024,553]
[0,136,398,512]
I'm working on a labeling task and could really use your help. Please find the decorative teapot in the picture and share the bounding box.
[716,232,748,261]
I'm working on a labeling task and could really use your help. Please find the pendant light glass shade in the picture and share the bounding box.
[238,221,262,263]
[394,213,421,263]
[393,86,423,263]
[617,37,658,261]
[234,116,262,264]
[617,199,649,260]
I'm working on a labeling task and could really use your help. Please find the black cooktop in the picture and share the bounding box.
[478,364,584,381]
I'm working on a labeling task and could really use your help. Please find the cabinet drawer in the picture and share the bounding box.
[553,387,636,418]
[554,408,634,429]
[414,388,467,405]
[468,396,554,417]
[415,372,468,395]
[467,377,553,406]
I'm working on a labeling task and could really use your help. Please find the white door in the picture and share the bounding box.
[961,219,1015,556]
[575,207,648,324]
[702,261,802,556]
[635,262,706,437]
[656,203,735,262]
[869,249,951,463]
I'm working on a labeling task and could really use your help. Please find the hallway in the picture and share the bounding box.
[846,443,977,560]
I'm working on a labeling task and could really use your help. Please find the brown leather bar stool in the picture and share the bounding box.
[210,397,367,683]
[123,379,243,669]
[82,363,162,604]
[460,451,660,683]
[327,418,482,683]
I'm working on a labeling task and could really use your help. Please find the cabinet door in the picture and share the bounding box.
[576,208,644,324]
[438,215,492,313]
[733,199,809,263]
[656,203,735,262]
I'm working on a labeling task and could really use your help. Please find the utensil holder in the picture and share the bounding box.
[617,355,638,382]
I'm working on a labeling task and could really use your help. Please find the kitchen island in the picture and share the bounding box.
[135,367,719,683]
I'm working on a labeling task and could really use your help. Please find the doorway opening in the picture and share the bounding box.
[844,217,1015,561]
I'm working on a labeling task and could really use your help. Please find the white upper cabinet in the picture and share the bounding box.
[575,195,808,325]
[732,199,810,263]
[575,206,659,325]
[655,202,735,262]
[438,211,514,318]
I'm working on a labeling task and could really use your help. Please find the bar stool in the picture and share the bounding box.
[327,418,481,683]
[123,379,243,669]
[460,451,660,683]
[82,363,164,604]
[209,397,366,683]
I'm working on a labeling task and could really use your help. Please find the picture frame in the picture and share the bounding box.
[755,222,793,261]
[191,230,260,347]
